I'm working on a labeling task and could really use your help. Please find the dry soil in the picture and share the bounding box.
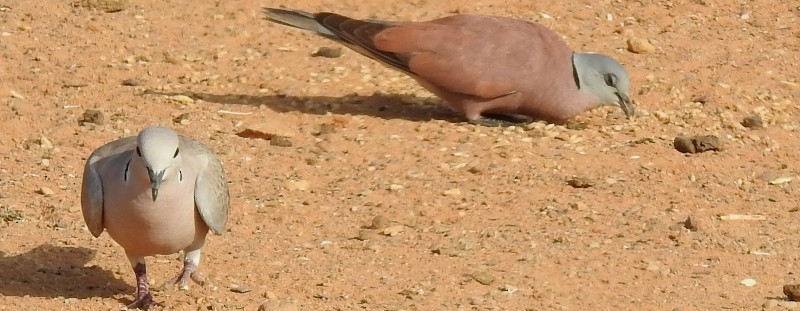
[2,0,800,310]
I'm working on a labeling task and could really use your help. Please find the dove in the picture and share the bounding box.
[263,8,634,125]
[80,126,229,309]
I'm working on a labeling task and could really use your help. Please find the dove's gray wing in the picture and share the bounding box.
[80,136,137,237]
[179,136,229,235]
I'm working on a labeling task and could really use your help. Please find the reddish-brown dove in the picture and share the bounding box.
[263,8,634,125]
[81,126,229,309]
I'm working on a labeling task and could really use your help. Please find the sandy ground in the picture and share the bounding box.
[2,0,800,310]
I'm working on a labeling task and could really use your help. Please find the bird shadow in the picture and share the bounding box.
[144,89,467,123]
[0,243,132,299]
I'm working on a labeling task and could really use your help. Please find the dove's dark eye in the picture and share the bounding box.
[604,73,617,87]
[173,147,180,158]
[136,147,142,157]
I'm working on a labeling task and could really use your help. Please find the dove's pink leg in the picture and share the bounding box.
[127,262,154,310]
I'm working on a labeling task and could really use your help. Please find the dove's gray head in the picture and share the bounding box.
[573,53,634,119]
[134,126,182,201]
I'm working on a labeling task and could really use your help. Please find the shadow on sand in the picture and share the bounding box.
[0,243,131,299]
[145,89,466,123]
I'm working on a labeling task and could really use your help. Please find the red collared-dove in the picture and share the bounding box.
[81,126,229,309]
[263,8,634,125]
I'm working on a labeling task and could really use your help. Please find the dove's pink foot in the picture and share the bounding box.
[165,261,205,289]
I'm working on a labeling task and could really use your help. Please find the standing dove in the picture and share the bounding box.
[263,8,634,125]
[81,126,229,309]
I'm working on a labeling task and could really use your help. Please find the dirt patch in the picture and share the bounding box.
[1,0,800,310]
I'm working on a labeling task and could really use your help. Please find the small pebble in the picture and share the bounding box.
[690,94,709,104]
[37,187,55,197]
[73,0,129,13]
[80,109,105,125]
[230,285,252,293]
[369,215,390,230]
[767,175,793,185]
[741,115,763,129]
[564,121,587,130]
[674,135,722,154]
[387,184,403,192]
[627,37,656,54]
[470,271,495,285]
[693,135,722,152]
[499,284,518,294]
[39,136,54,149]
[566,176,595,188]
[311,47,343,58]
[121,78,140,86]
[381,225,404,236]
[442,188,461,196]
[784,284,800,301]
[683,215,700,231]
[62,80,88,88]
[270,136,293,147]
[673,136,696,153]
[740,278,757,287]
[170,94,194,104]
[285,180,310,191]
[317,123,336,135]
[356,229,379,241]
